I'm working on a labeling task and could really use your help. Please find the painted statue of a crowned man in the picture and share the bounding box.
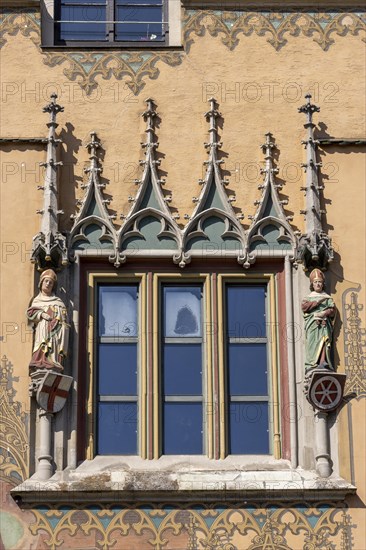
[27,269,69,373]
[302,268,336,374]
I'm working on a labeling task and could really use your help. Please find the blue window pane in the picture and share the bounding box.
[228,344,268,396]
[226,286,266,338]
[163,344,202,395]
[98,344,137,396]
[99,286,138,337]
[97,402,137,454]
[163,403,202,454]
[60,5,106,41]
[228,402,269,454]
[164,286,202,337]
[116,6,163,41]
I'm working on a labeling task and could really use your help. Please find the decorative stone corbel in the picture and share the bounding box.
[296,94,334,271]
[305,370,347,478]
[29,372,73,480]
[31,94,68,270]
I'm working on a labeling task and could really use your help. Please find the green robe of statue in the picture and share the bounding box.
[302,291,336,373]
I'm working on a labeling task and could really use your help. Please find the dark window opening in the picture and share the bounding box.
[55,0,166,44]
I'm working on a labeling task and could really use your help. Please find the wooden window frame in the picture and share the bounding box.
[79,265,286,462]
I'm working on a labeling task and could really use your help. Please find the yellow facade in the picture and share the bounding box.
[0,1,365,548]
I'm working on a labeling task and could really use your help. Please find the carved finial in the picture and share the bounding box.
[204,97,221,149]
[85,131,101,173]
[31,94,67,270]
[142,98,157,147]
[42,93,64,125]
[298,93,320,126]
[261,132,275,172]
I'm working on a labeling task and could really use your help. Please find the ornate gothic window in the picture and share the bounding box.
[86,272,276,460]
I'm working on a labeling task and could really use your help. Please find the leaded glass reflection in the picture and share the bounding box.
[164,286,201,337]
[162,284,204,455]
[226,284,270,455]
[99,286,138,337]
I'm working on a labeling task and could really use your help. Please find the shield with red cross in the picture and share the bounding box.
[36,372,73,413]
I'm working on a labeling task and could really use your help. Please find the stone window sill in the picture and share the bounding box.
[12,456,356,504]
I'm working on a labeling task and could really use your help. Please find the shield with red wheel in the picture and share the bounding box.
[307,371,346,412]
[36,372,73,413]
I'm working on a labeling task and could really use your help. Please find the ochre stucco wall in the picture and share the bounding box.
[1,5,365,549]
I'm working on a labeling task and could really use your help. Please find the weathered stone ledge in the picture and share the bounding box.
[12,457,356,504]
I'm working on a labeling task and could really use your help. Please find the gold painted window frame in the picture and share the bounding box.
[86,272,147,459]
[86,271,281,460]
[152,273,212,459]
[217,273,281,460]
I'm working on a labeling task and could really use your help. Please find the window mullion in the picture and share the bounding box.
[162,0,168,41]
[106,0,114,41]
[151,272,159,459]
[139,275,148,459]
[269,274,281,459]
[205,273,214,459]
[215,273,225,460]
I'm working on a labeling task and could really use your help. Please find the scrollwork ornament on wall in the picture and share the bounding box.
[1,9,366,94]
[0,355,29,485]
[27,503,354,550]
[343,286,366,398]
[182,10,366,53]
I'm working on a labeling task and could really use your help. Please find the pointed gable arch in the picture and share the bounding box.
[69,132,118,263]
[180,98,245,266]
[243,133,297,268]
[117,99,181,265]
[66,104,303,271]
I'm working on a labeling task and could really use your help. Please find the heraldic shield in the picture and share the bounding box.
[36,372,73,413]
[306,370,347,413]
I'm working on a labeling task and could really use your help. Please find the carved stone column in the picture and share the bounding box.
[37,410,54,481]
[30,371,73,480]
[314,410,331,478]
[306,370,347,477]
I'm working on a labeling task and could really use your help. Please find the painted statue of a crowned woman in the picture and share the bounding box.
[27,269,69,373]
[302,268,336,374]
